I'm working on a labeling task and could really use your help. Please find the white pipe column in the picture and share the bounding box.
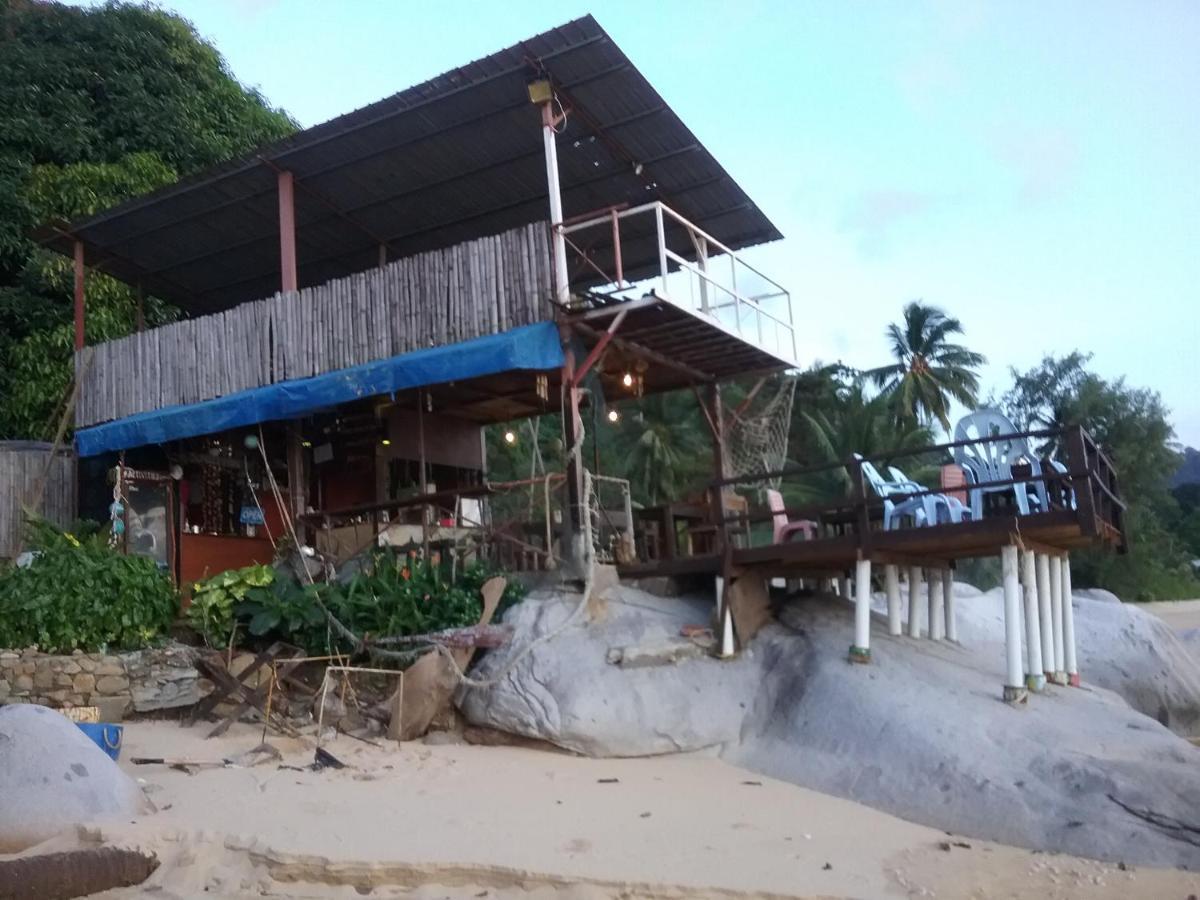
[839,574,852,600]
[1035,553,1055,679]
[716,576,735,659]
[885,564,902,636]
[1020,551,1045,692]
[541,102,571,305]
[1062,554,1079,686]
[942,568,957,643]
[1049,555,1067,684]
[906,566,922,638]
[1001,545,1026,702]
[850,557,872,663]
[928,570,944,641]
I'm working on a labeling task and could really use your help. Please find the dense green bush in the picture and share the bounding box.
[186,553,524,659]
[0,518,178,652]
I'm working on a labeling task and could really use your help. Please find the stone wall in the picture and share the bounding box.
[0,643,208,720]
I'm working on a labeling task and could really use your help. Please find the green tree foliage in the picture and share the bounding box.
[0,0,295,438]
[866,301,986,431]
[1003,353,1195,600]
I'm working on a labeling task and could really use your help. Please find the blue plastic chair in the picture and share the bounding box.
[886,466,971,523]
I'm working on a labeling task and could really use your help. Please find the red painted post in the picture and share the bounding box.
[73,241,85,350]
[277,169,298,292]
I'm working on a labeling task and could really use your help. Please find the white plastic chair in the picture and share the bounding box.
[953,409,1035,519]
[854,455,961,530]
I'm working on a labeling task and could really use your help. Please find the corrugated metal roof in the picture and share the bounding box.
[36,15,782,316]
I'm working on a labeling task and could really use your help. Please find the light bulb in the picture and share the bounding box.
[607,409,620,423]
[504,430,517,444]
[622,372,634,388]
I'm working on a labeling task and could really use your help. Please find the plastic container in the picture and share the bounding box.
[76,722,123,761]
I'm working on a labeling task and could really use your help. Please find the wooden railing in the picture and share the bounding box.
[75,223,553,428]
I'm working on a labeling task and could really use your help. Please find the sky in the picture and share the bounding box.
[73,0,1200,444]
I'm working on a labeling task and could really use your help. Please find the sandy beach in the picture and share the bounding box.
[33,720,1184,899]
[1145,599,1200,632]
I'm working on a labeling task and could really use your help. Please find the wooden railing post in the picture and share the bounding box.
[1066,426,1098,536]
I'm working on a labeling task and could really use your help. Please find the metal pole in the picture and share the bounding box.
[277,170,298,292]
[542,103,570,305]
[610,209,623,287]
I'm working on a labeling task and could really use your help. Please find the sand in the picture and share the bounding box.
[1145,599,1200,632]
[21,721,1190,898]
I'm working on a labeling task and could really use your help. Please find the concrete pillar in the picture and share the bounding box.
[1050,555,1067,683]
[839,574,852,601]
[885,564,902,636]
[850,557,872,663]
[906,565,922,638]
[1020,551,1045,691]
[1035,553,1055,678]
[928,569,944,641]
[1062,555,1079,686]
[1001,545,1026,702]
[942,568,957,643]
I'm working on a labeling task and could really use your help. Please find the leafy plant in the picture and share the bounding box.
[186,563,274,645]
[0,517,177,653]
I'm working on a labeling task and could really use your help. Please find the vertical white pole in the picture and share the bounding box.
[1001,545,1026,702]
[927,570,944,641]
[942,568,957,643]
[851,557,872,663]
[1020,551,1045,691]
[906,566,922,638]
[1050,555,1066,683]
[885,564,902,636]
[716,576,735,659]
[542,103,570,305]
[839,574,852,601]
[1035,553,1055,677]
[1062,555,1079,686]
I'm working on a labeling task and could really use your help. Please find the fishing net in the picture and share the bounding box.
[728,375,796,490]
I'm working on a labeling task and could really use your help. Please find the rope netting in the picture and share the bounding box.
[728,375,796,490]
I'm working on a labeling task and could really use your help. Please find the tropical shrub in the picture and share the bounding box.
[0,518,177,653]
[185,563,274,646]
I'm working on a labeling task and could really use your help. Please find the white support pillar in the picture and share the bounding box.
[942,568,957,643]
[906,565,922,638]
[1062,555,1079,686]
[1001,545,1027,702]
[1020,551,1045,692]
[850,557,872,663]
[927,569,944,641]
[541,102,571,305]
[885,564,902,636]
[716,576,735,659]
[1050,555,1067,684]
[839,574,852,601]
[1035,553,1055,678]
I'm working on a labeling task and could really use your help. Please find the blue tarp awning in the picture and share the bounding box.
[75,322,564,457]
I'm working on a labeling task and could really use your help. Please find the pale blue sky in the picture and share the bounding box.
[74,1,1200,443]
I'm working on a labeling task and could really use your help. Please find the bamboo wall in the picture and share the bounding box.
[76,223,553,428]
[0,442,76,559]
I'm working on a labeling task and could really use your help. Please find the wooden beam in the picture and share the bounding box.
[277,169,298,293]
[571,320,711,384]
[573,307,628,384]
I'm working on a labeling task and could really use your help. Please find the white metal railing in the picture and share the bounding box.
[559,201,796,363]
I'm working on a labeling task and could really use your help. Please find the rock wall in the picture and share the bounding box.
[0,643,206,719]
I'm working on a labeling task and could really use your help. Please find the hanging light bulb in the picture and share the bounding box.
[504,430,517,444]
[622,372,634,388]
[607,409,620,423]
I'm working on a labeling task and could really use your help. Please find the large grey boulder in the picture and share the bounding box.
[460,587,760,756]
[460,584,1200,869]
[0,705,146,852]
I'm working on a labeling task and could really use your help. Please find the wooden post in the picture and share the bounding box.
[706,383,729,558]
[418,390,430,562]
[135,283,145,333]
[277,170,298,293]
[560,335,585,568]
[286,424,306,521]
[73,241,85,351]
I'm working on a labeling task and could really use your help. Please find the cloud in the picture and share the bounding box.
[991,125,1082,205]
[840,189,945,254]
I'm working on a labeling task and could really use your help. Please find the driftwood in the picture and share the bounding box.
[370,623,512,650]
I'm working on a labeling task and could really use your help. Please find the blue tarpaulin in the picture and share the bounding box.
[75,322,564,457]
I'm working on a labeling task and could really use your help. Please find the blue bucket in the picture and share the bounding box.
[76,722,123,761]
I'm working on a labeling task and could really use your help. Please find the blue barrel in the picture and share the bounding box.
[76,723,123,761]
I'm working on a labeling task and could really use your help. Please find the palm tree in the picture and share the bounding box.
[866,301,986,430]
[618,393,708,506]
